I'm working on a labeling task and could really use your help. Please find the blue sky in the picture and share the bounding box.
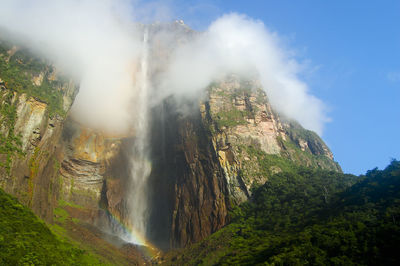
[157,0,400,175]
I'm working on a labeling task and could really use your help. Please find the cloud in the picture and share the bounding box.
[159,13,328,134]
[0,2,327,135]
[0,0,143,133]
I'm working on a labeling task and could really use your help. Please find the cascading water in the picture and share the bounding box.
[120,28,152,245]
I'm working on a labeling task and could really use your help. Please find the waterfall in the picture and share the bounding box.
[123,28,152,245]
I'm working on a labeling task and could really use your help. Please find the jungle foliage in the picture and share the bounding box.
[0,188,107,265]
[165,160,400,265]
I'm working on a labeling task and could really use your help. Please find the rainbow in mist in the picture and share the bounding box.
[105,210,160,259]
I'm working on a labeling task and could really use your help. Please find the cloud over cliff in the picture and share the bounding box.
[0,0,142,133]
[0,1,327,134]
[160,13,327,134]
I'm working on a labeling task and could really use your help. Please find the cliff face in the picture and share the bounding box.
[59,120,122,208]
[146,75,340,249]
[0,27,341,253]
[147,99,230,249]
[0,41,77,222]
[58,118,136,229]
[201,76,340,204]
[0,38,136,233]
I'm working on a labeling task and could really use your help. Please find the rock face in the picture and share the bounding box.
[146,76,340,249]
[0,42,77,222]
[59,120,114,209]
[147,99,230,249]
[57,118,135,227]
[0,27,341,253]
[200,76,340,204]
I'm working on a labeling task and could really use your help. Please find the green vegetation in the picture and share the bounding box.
[236,144,298,187]
[208,84,254,128]
[0,188,107,265]
[237,143,340,190]
[0,91,24,173]
[47,199,143,265]
[278,136,341,172]
[48,200,85,237]
[165,160,400,265]
[278,121,341,171]
[284,121,323,146]
[0,42,67,116]
[242,145,298,173]
[214,109,250,128]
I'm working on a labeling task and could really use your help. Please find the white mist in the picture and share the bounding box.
[124,28,152,245]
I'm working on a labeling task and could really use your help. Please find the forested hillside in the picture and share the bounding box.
[0,188,108,265]
[163,160,400,265]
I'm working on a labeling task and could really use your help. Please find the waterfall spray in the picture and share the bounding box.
[123,27,152,245]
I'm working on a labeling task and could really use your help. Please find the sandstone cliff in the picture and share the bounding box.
[0,27,341,254]
[145,74,340,249]
[203,76,340,203]
[0,40,77,222]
